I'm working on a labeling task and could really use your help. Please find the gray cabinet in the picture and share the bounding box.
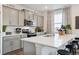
[2,36,20,54]
[37,16,44,27]
[24,41,36,55]
[9,8,18,26]
[3,37,12,54]
[13,38,20,51]
[25,11,33,20]
[33,15,38,26]
[19,11,24,26]
[20,34,27,48]
[3,6,19,26]
[3,6,10,25]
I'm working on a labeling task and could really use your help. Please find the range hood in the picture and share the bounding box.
[22,9,33,26]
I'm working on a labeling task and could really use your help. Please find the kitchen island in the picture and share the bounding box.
[21,34,76,55]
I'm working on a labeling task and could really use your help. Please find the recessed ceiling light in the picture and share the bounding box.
[45,6,48,9]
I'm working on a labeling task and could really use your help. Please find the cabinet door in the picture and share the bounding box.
[25,11,33,20]
[3,6,10,25]
[24,41,36,55]
[29,13,33,21]
[10,8,18,26]
[13,37,20,50]
[3,38,11,54]
[25,11,30,20]
[34,15,38,26]
[37,16,42,27]
[19,11,24,26]
[21,34,27,48]
[3,6,18,26]
[21,34,27,38]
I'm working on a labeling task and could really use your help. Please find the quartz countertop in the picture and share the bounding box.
[21,34,76,48]
[2,33,27,37]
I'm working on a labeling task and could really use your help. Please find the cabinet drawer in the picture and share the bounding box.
[21,35,27,38]
[3,36,14,40]
[2,36,21,54]
[3,39,11,54]
[12,39,20,50]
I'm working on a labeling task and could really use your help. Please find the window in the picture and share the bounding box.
[54,10,63,33]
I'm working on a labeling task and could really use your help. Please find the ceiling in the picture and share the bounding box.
[20,4,71,11]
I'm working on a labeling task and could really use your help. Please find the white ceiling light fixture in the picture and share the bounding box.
[45,6,48,9]
[19,4,71,11]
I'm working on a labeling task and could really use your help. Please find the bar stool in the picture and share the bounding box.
[57,49,70,55]
[74,38,79,49]
[71,40,79,54]
[65,44,73,53]
[65,44,77,55]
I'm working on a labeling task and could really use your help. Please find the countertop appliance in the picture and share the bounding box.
[22,29,30,33]
[22,29,37,37]
[6,32,12,35]
[24,20,33,26]
[15,28,21,33]
[27,33,37,37]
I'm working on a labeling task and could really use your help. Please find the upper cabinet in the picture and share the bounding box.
[25,11,30,20]
[33,15,38,26]
[3,6,18,26]
[2,5,44,27]
[3,6,25,26]
[19,10,24,26]
[3,6,10,25]
[37,16,44,27]
[25,10,34,20]
[9,8,18,26]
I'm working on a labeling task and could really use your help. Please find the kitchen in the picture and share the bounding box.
[2,4,79,55]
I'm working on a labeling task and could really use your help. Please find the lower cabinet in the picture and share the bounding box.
[24,41,36,55]
[12,38,20,51]
[3,39,12,54]
[2,36,20,54]
[20,34,27,48]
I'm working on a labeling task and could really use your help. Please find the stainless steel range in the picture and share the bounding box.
[22,29,37,37]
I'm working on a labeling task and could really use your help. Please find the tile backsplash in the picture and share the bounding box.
[5,26,36,34]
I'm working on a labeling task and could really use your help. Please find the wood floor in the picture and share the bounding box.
[4,48,24,55]
[4,48,79,55]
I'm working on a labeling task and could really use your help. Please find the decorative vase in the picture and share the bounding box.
[58,31,65,35]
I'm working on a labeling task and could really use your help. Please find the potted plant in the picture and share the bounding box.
[66,24,72,30]
[35,27,44,35]
[2,25,7,35]
[65,24,72,34]
[59,24,72,34]
[3,25,7,32]
[58,28,65,35]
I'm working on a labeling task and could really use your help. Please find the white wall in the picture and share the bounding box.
[0,5,1,54]
[47,11,54,34]
[43,11,48,33]
[43,11,54,34]
[70,5,79,34]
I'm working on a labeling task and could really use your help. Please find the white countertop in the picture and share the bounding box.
[2,33,27,37]
[21,34,76,48]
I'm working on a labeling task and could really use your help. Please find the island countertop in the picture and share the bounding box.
[21,34,76,48]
